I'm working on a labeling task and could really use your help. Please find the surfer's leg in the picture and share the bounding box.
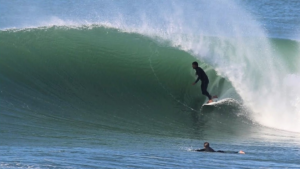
[212,95,218,99]
[201,82,212,100]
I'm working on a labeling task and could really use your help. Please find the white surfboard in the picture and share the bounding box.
[202,98,235,106]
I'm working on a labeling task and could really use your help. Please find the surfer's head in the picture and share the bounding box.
[192,61,198,69]
[204,142,210,148]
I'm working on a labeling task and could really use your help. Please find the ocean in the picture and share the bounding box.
[1,0,300,168]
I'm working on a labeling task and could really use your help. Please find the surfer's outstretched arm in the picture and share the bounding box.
[195,149,205,152]
[195,150,245,154]
[217,150,245,154]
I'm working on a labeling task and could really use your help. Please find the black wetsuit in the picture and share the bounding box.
[194,67,211,100]
[195,147,224,153]
[195,147,240,153]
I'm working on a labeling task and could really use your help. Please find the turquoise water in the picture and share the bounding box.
[1,0,300,168]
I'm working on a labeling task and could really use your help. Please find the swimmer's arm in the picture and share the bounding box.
[218,150,245,154]
[195,149,205,152]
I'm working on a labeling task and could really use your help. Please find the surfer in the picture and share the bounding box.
[195,142,245,154]
[192,61,216,103]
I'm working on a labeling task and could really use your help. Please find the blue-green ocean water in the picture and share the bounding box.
[1,0,300,168]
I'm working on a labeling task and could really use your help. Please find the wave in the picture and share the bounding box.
[1,25,299,138]
[0,26,253,141]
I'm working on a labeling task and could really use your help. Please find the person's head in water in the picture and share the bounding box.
[192,61,198,69]
[204,142,210,148]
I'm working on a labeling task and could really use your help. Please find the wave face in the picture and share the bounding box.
[1,27,245,142]
[1,0,300,134]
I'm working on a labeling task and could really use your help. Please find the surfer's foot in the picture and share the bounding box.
[207,100,213,103]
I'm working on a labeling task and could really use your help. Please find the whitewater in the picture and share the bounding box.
[1,0,300,168]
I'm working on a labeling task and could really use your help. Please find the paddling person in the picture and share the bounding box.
[192,61,216,103]
[195,142,245,154]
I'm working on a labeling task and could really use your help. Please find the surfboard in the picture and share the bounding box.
[202,98,234,106]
